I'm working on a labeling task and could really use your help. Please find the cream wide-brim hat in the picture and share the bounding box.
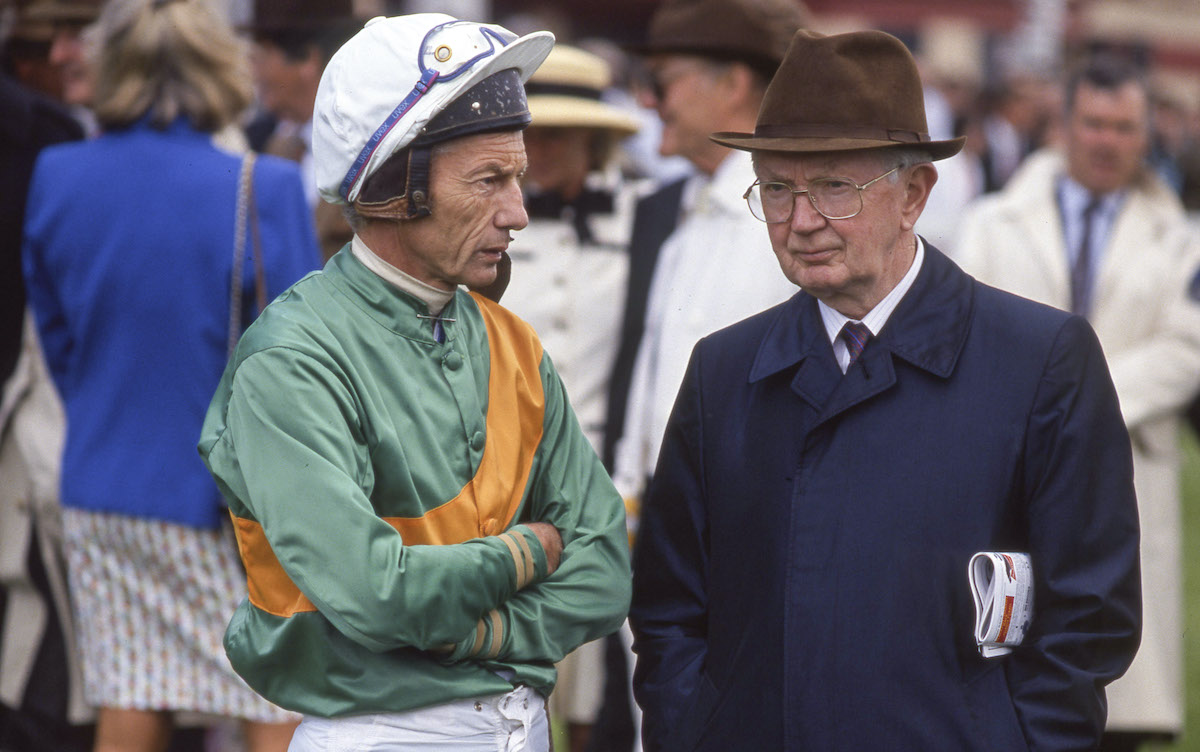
[527,95,640,136]
[525,44,639,136]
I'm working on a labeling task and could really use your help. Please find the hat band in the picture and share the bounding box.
[752,123,931,144]
[523,82,604,101]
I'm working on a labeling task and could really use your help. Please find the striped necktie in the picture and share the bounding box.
[841,322,871,368]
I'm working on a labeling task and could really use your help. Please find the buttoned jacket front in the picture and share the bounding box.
[631,246,1141,751]
[504,171,649,454]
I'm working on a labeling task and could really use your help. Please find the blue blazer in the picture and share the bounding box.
[23,118,321,529]
[630,246,1141,751]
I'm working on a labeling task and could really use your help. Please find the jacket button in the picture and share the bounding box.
[470,431,485,451]
[444,351,463,370]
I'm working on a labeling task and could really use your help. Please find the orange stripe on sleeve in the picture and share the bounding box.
[499,532,528,589]
[230,513,317,616]
[486,609,503,659]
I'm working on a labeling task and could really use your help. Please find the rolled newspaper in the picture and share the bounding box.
[968,552,1033,658]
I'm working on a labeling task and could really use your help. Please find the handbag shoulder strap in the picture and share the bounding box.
[229,152,266,358]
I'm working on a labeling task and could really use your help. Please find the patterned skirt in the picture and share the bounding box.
[61,507,297,723]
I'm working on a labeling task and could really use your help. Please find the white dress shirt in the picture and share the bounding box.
[820,238,925,372]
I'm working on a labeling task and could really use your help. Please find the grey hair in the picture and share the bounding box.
[342,204,367,233]
[881,147,935,181]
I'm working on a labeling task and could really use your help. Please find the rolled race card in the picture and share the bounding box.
[968,552,1034,658]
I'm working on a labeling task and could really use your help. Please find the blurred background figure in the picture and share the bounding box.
[245,0,360,261]
[7,0,100,134]
[912,18,986,250]
[1,1,90,750]
[953,52,1200,752]
[510,42,643,453]
[1147,74,1200,206]
[576,36,694,186]
[606,0,807,526]
[0,0,60,95]
[0,0,82,394]
[976,70,1058,193]
[20,0,321,749]
[501,42,644,752]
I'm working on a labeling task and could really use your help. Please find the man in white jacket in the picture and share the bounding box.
[953,53,1200,751]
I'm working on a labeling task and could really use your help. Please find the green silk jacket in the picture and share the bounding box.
[199,249,631,717]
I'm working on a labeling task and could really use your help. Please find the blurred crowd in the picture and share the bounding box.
[912,20,1200,251]
[4,0,1200,751]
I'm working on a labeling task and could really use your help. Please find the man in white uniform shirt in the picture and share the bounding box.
[594,1,808,747]
[608,0,808,515]
[505,44,645,455]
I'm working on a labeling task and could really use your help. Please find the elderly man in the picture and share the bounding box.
[630,29,1141,751]
[199,14,631,751]
[954,54,1200,751]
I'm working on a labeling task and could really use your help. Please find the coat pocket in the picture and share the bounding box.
[963,661,1028,750]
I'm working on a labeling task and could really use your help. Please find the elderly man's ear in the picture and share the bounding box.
[900,163,939,232]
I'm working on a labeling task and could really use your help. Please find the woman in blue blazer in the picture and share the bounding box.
[22,0,320,748]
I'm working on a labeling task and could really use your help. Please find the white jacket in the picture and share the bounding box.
[613,151,797,499]
[0,315,90,724]
[504,170,649,455]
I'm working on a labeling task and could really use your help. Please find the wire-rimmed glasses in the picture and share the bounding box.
[743,166,900,223]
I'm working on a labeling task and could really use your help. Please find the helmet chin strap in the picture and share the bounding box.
[354,147,434,221]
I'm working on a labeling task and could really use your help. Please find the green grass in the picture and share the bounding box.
[551,715,569,750]
[1147,430,1200,752]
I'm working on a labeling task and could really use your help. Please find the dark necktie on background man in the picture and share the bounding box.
[1070,197,1102,318]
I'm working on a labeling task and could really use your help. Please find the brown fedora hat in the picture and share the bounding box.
[630,0,810,78]
[712,29,965,160]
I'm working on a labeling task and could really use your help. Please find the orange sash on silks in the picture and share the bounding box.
[231,293,545,617]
